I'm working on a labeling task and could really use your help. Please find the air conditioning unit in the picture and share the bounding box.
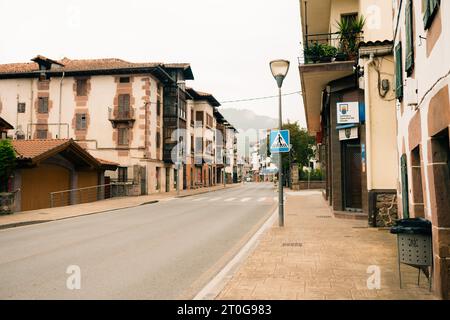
[405,78,418,106]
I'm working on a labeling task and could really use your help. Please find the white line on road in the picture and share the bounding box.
[192,198,207,202]
[257,197,267,202]
[208,197,222,202]
[224,198,236,202]
[241,198,251,202]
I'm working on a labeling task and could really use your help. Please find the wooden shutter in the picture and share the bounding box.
[395,43,404,100]
[400,154,410,219]
[405,0,414,75]
[424,0,440,29]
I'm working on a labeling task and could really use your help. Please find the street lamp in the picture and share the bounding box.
[270,59,290,227]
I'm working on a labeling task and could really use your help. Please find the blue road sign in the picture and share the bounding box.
[270,130,290,153]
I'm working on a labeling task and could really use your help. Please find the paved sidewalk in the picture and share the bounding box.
[0,184,241,229]
[217,190,437,300]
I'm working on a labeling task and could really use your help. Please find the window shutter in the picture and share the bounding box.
[405,0,414,76]
[395,43,404,100]
[400,154,410,219]
[424,0,440,29]
[76,114,82,129]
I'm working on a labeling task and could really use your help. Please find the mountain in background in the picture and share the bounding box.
[220,108,277,130]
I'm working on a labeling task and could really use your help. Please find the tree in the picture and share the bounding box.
[282,121,315,169]
[0,140,16,192]
[267,121,316,173]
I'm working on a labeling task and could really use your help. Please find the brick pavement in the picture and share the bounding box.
[217,190,437,300]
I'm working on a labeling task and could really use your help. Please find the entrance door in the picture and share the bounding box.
[166,168,170,192]
[400,154,410,218]
[344,144,362,210]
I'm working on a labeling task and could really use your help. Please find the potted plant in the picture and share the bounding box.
[320,44,338,62]
[304,42,322,63]
[336,15,365,59]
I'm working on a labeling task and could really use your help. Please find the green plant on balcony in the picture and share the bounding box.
[304,42,338,63]
[336,15,365,59]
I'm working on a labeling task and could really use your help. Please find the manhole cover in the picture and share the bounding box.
[316,216,332,218]
[282,242,303,247]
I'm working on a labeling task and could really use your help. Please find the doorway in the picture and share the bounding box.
[343,143,362,210]
[166,168,170,193]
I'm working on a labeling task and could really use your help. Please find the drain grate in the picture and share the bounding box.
[316,216,332,219]
[282,242,303,247]
[352,226,368,229]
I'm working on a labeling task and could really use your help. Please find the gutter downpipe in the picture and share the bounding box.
[364,53,375,191]
[58,71,65,138]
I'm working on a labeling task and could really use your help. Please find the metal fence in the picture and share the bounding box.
[50,182,135,208]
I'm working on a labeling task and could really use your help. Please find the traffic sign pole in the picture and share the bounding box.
[278,87,284,227]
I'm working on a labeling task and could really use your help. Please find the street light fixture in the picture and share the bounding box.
[270,59,290,227]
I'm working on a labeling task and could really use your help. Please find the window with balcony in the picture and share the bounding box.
[196,111,204,126]
[405,0,415,76]
[118,94,131,118]
[119,77,130,83]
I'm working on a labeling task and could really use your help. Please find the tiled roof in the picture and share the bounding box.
[359,40,393,48]
[96,157,119,166]
[12,139,70,160]
[0,116,14,130]
[0,57,161,75]
[186,87,221,107]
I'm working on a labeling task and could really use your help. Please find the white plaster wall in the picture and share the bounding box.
[394,0,450,218]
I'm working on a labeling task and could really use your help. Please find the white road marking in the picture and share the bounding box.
[192,197,207,202]
[224,198,236,202]
[209,197,222,202]
[241,197,252,202]
[257,197,267,202]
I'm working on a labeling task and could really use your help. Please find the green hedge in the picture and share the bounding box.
[299,169,323,181]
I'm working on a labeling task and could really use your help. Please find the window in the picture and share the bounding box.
[423,0,440,29]
[157,100,161,116]
[191,110,194,126]
[119,77,130,83]
[196,111,204,125]
[118,94,130,115]
[405,0,414,76]
[118,167,128,182]
[38,97,48,113]
[37,129,47,139]
[156,132,161,148]
[341,12,358,24]
[395,43,403,100]
[191,135,194,153]
[118,128,129,145]
[76,79,88,96]
[76,113,87,130]
[17,103,26,113]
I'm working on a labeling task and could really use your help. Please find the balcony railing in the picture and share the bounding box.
[299,32,363,65]
[108,107,135,128]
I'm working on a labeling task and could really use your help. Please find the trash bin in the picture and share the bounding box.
[390,218,433,290]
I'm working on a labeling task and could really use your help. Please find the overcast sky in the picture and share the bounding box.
[0,0,305,127]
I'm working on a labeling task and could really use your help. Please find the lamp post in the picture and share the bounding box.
[270,59,290,227]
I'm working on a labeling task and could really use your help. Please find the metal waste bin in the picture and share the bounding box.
[390,218,433,290]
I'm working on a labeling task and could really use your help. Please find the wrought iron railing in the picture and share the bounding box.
[108,107,135,121]
[299,32,363,64]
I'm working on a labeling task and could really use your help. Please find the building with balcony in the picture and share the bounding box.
[393,0,449,299]
[0,55,190,198]
[298,0,398,224]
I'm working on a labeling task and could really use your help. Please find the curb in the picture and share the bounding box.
[0,184,243,231]
[194,206,278,300]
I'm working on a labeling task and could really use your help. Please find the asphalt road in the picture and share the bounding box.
[0,182,277,299]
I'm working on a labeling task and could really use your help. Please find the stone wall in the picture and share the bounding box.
[291,181,326,191]
[373,192,398,227]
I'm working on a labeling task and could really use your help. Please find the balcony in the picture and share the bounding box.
[108,108,135,128]
[299,32,363,65]
[298,31,362,135]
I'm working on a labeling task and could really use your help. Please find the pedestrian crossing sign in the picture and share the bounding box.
[270,130,290,153]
